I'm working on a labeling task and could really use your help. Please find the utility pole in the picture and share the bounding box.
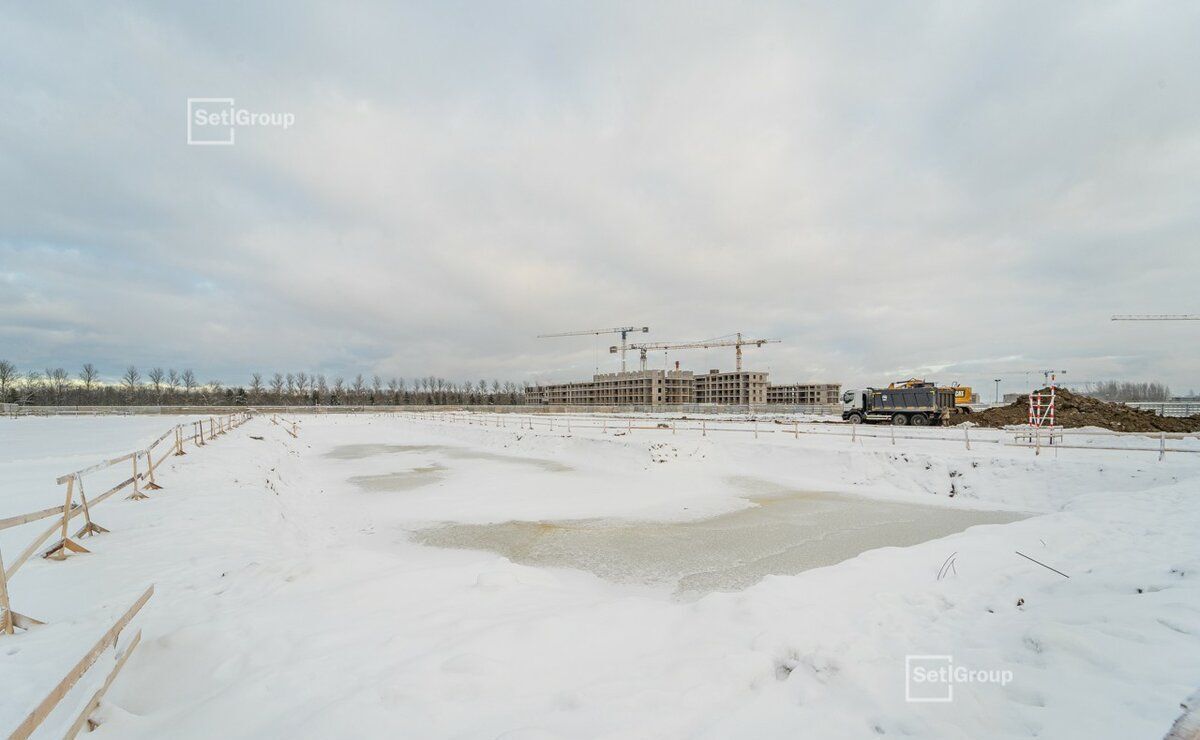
[994,378,1001,404]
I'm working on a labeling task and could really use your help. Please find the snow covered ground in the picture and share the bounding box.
[1,413,1198,739]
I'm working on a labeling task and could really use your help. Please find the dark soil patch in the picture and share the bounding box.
[971,388,1200,432]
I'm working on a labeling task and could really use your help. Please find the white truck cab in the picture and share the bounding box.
[842,389,866,419]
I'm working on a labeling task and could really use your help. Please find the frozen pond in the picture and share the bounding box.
[413,478,1025,594]
[328,443,571,473]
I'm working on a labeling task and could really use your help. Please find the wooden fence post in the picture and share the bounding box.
[73,475,109,539]
[126,453,148,501]
[45,476,90,560]
[793,421,798,439]
[964,425,971,451]
[143,449,162,490]
[1160,432,1166,461]
[174,426,185,456]
[0,548,43,635]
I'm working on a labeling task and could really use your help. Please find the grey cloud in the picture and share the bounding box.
[1,1,1197,394]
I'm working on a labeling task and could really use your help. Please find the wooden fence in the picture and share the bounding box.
[1,411,252,738]
[403,410,1200,459]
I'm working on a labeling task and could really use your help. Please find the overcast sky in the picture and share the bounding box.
[2,1,1198,395]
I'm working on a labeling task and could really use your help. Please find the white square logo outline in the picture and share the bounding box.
[187,97,236,145]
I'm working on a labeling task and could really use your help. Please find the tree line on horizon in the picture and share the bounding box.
[0,360,527,406]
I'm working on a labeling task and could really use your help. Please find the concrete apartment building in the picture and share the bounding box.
[766,383,841,405]
[692,370,768,405]
[533,370,694,406]
[527,369,838,407]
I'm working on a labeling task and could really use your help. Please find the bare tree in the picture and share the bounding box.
[47,367,70,403]
[19,371,44,404]
[182,369,198,396]
[167,369,180,396]
[270,373,285,401]
[372,375,383,403]
[316,374,328,404]
[285,373,296,401]
[148,367,165,398]
[250,372,264,400]
[122,366,141,400]
[296,372,309,400]
[79,363,99,392]
[352,374,365,403]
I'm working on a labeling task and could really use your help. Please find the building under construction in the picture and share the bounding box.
[526,369,837,407]
[766,382,842,405]
[530,326,833,406]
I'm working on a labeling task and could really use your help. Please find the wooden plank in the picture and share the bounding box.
[0,505,66,532]
[5,477,133,583]
[56,453,136,485]
[9,585,153,740]
[62,629,142,739]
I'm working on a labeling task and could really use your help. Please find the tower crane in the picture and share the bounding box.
[1111,315,1199,321]
[618,332,780,372]
[537,326,649,372]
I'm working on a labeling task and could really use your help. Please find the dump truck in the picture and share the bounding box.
[889,378,974,413]
[841,386,958,425]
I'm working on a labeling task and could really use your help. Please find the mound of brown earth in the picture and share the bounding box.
[971,388,1200,432]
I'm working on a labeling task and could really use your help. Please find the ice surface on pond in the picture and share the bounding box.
[326,443,572,471]
[349,464,447,491]
[413,477,1025,594]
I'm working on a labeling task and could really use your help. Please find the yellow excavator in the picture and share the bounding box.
[889,379,975,411]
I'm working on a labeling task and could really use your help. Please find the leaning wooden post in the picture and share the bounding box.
[627,418,632,434]
[197,420,205,446]
[1160,432,1166,461]
[175,425,186,456]
[0,548,42,635]
[964,425,971,451]
[126,453,148,501]
[46,475,90,559]
[74,475,109,539]
[143,448,162,490]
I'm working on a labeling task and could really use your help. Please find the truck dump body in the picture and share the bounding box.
[870,387,956,411]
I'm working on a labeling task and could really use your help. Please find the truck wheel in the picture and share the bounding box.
[891,413,907,426]
[846,413,863,425]
[910,413,929,426]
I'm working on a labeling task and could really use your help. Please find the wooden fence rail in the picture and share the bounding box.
[9,585,153,740]
[0,412,251,636]
[405,410,1200,458]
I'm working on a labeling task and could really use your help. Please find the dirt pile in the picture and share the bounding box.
[971,388,1200,432]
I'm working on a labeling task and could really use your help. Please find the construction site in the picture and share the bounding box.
[528,326,839,408]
